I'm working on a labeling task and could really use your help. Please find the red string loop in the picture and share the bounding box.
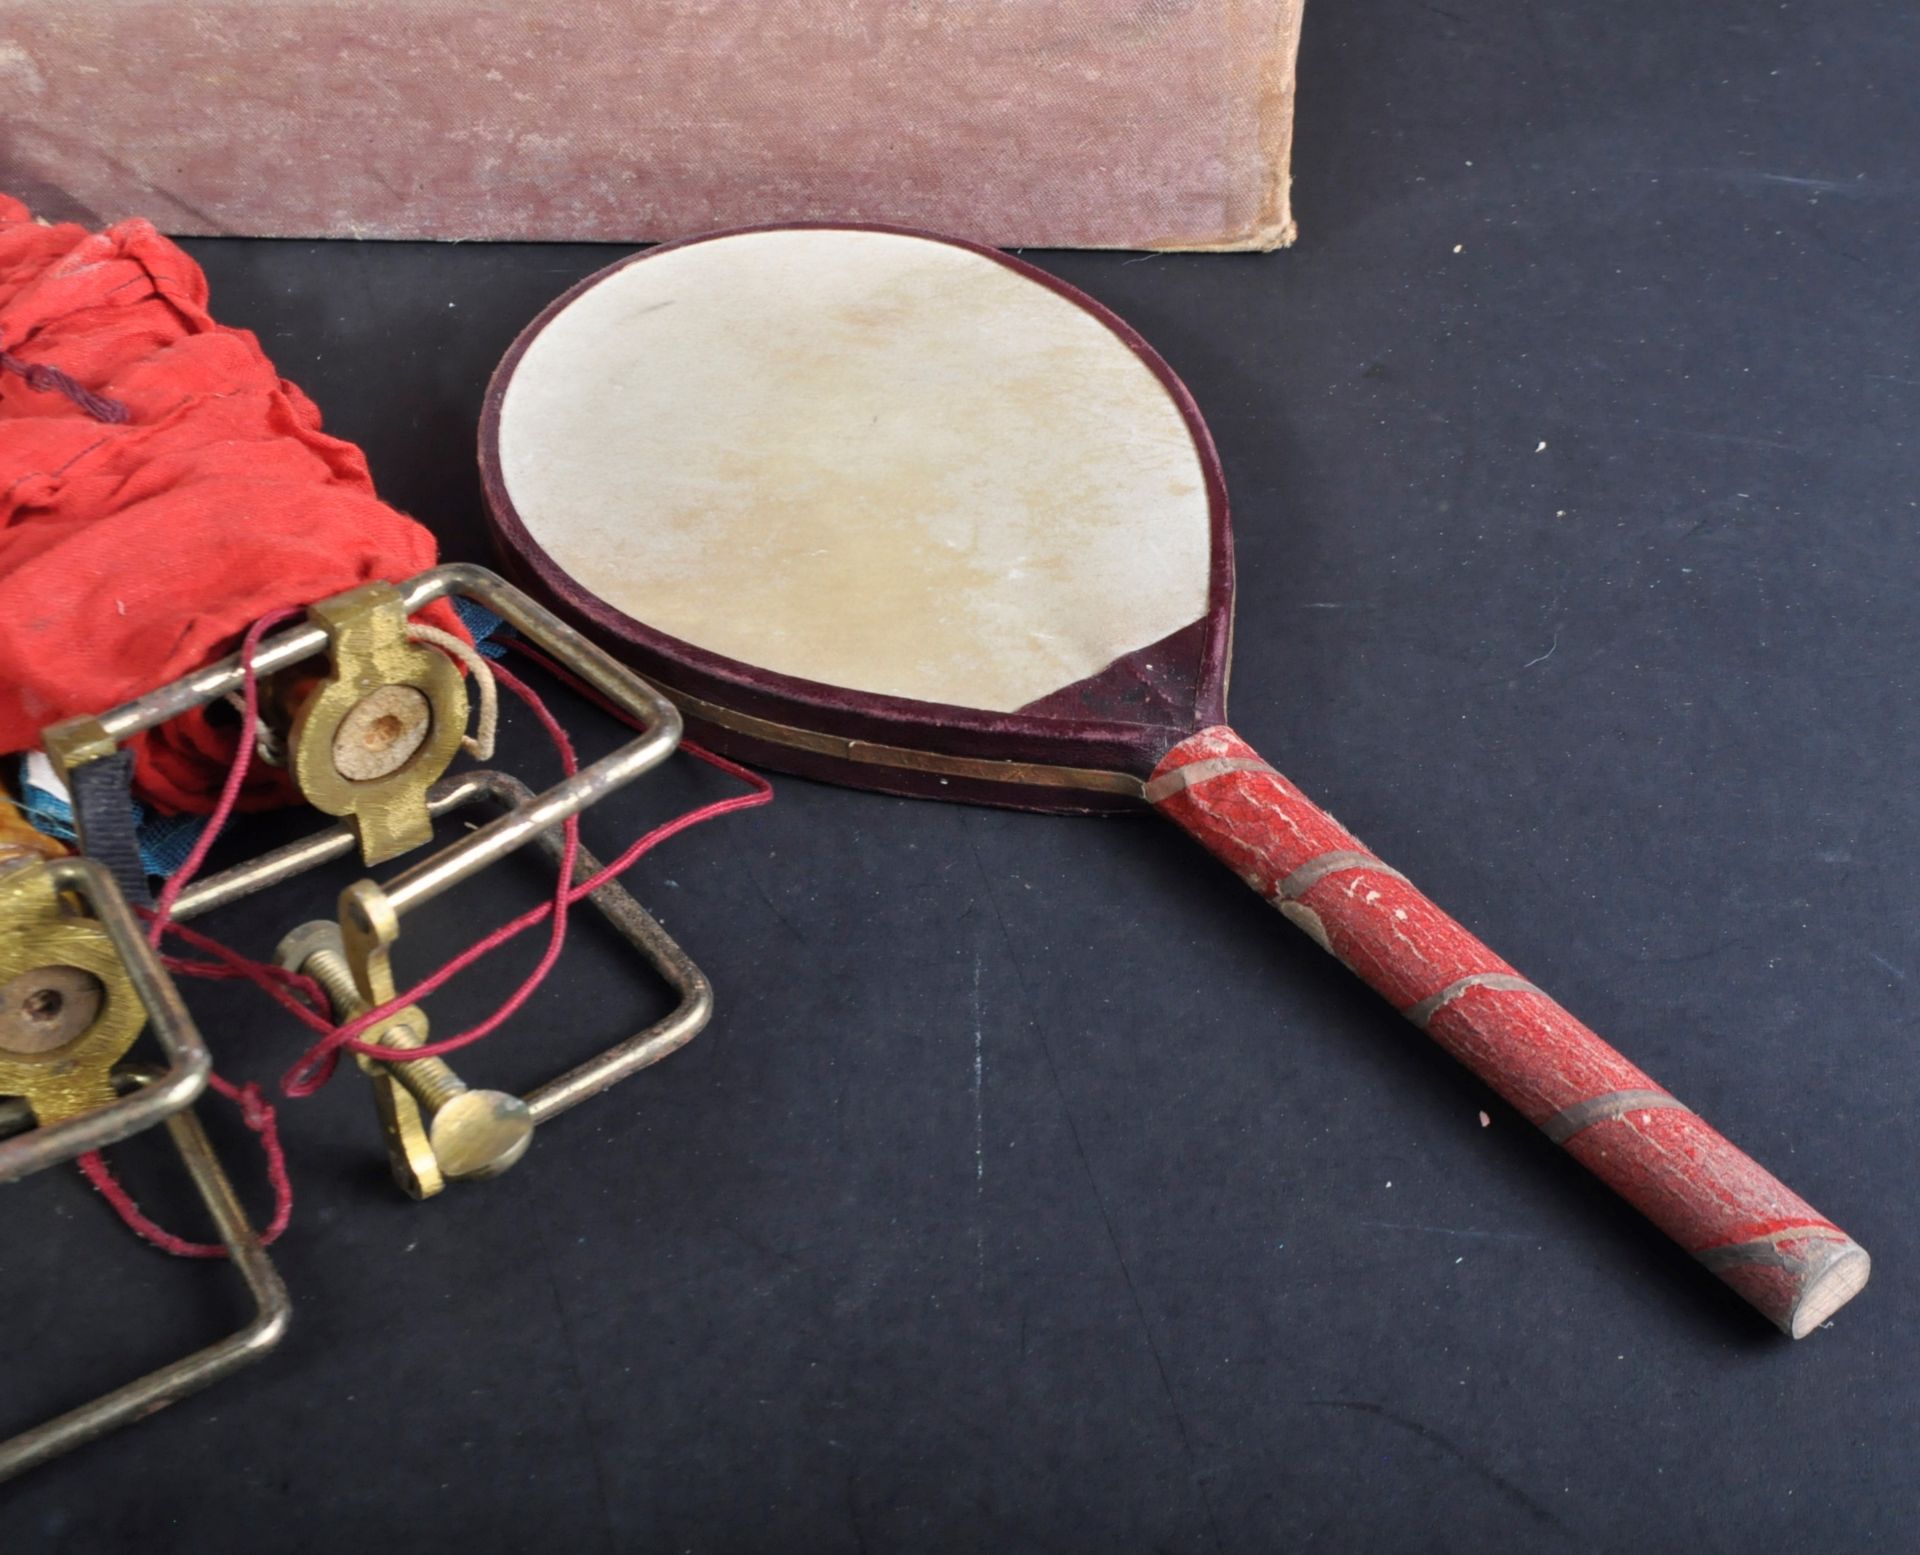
[75,1071,293,1258]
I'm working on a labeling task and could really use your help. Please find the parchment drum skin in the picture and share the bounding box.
[494,229,1213,712]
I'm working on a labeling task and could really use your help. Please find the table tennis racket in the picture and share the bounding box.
[479,225,1867,1337]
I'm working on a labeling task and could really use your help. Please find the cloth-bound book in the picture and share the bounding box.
[0,0,1305,251]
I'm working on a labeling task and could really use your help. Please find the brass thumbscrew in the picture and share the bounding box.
[276,921,534,1182]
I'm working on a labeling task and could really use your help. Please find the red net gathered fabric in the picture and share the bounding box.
[0,192,462,812]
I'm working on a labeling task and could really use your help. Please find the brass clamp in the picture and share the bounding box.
[0,854,209,1183]
[39,564,699,1198]
[4,565,697,1482]
[287,581,472,863]
[0,858,287,1484]
[188,768,714,1199]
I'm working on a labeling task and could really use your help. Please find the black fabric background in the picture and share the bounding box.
[5,2,1915,1549]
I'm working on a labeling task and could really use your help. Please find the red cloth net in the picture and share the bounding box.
[0,192,462,812]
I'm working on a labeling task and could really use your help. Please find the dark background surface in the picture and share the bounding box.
[6,1,1915,1549]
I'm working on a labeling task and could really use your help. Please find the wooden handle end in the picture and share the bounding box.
[1786,1242,1871,1339]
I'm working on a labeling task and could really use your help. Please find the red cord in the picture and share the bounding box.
[75,1073,293,1258]
[73,608,308,1254]
[147,607,305,943]
[84,612,771,1257]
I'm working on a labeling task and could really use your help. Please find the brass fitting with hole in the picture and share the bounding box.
[0,853,210,1185]
[285,581,469,866]
[0,859,150,1127]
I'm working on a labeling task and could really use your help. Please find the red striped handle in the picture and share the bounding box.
[1150,726,1868,1337]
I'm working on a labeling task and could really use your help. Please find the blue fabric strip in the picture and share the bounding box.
[14,757,207,881]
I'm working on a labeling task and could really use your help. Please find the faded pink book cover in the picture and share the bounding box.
[0,1,1304,251]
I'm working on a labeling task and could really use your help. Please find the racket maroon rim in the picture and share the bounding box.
[478,223,1234,811]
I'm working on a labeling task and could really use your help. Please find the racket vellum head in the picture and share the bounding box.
[480,225,1234,813]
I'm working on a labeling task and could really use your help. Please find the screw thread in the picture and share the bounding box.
[389,1054,465,1111]
[297,945,468,1113]
[296,947,367,1023]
